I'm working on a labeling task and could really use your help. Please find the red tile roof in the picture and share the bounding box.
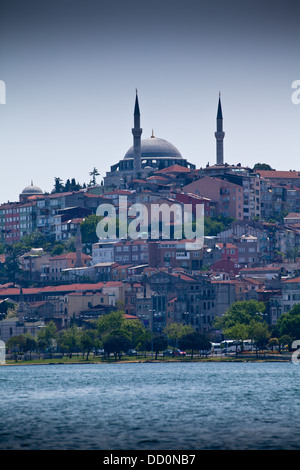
[50,252,92,261]
[0,281,124,297]
[256,170,300,179]
[283,277,300,283]
[155,164,191,174]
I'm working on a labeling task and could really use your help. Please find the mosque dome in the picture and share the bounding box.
[123,134,183,160]
[21,182,43,195]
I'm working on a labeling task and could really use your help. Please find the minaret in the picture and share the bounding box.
[75,225,83,268]
[132,89,142,173]
[18,287,25,321]
[215,93,225,165]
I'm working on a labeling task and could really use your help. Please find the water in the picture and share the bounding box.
[0,361,300,450]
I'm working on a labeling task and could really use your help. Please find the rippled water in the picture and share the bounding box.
[0,361,300,450]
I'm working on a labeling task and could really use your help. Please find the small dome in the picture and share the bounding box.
[124,135,183,160]
[21,182,43,195]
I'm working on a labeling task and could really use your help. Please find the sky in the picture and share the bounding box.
[0,0,299,203]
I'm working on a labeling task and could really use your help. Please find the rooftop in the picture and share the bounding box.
[124,136,183,160]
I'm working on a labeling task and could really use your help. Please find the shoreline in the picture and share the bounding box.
[1,355,292,366]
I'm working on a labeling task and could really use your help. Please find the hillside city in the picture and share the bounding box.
[1,93,300,357]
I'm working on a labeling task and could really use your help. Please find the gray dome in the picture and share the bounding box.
[21,183,43,195]
[124,136,182,160]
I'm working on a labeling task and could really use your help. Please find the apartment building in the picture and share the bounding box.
[114,239,149,265]
[48,252,92,282]
[0,201,39,243]
[281,276,300,313]
[182,176,243,220]
[148,240,203,271]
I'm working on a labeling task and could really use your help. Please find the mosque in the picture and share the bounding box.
[103,91,225,188]
[18,92,225,197]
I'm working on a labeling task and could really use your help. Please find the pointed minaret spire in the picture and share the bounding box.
[134,88,140,117]
[217,92,223,119]
[132,89,142,173]
[215,93,225,165]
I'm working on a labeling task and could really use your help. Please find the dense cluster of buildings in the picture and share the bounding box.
[1,92,300,342]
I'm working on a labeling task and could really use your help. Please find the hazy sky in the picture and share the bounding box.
[0,0,299,203]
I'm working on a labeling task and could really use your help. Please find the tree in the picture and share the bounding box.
[223,323,249,353]
[279,334,293,352]
[204,217,225,237]
[215,300,266,330]
[253,163,274,171]
[54,177,64,193]
[204,215,235,237]
[178,331,211,359]
[70,178,82,191]
[79,329,98,360]
[56,325,81,358]
[123,319,150,353]
[3,246,22,284]
[149,334,168,360]
[248,319,270,357]
[96,311,125,336]
[6,335,26,361]
[80,215,101,244]
[103,329,132,361]
[51,244,65,256]
[96,311,149,357]
[164,323,193,349]
[53,177,83,194]
[0,299,16,319]
[23,333,37,360]
[276,304,300,340]
[89,167,100,186]
[268,338,279,351]
[37,321,57,353]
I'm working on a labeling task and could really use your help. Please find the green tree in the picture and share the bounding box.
[23,333,37,360]
[178,331,211,359]
[248,319,270,357]
[80,215,101,244]
[3,246,22,284]
[96,311,150,356]
[164,322,193,349]
[51,244,65,256]
[223,323,249,353]
[253,163,274,171]
[215,300,266,330]
[70,178,82,191]
[6,335,26,361]
[54,177,64,193]
[204,215,235,237]
[149,334,168,360]
[123,319,150,353]
[0,299,16,319]
[56,325,80,358]
[268,337,279,351]
[96,311,125,336]
[37,321,57,353]
[79,329,98,360]
[279,334,293,351]
[103,329,132,361]
[204,217,225,236]
[276,304,300,340]
[89,167,100,186]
